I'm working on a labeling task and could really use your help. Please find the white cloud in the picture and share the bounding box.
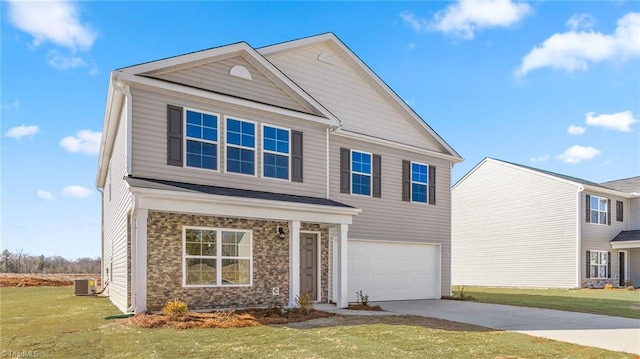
[62,185,92,198]
[48,51,87,70]
[585,111,637,132]
[408,42,416,50]
[400,11,428,32]
[567,125,586,135]
[59,130,102,154]
[516,12,640,77]
[530,155,549,163]
[5,125,39,139]
[7,0,96,51]
[556,145,601,163]
[567,13,596,31]
[1,100,20,110]
[36,190,54,200]
[429,0,532,39]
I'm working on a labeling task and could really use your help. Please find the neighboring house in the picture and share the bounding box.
[452,158,639,289]
[97,33,463,313]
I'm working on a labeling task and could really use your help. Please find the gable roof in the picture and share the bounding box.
[601,176,640,194]
[455,158,633,198]
[258,33,462,161]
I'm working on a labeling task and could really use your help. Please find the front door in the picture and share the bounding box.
[619,251,627,287]
[300,233,318,300]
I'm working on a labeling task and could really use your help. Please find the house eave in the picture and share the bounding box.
[611,240,640,249]
[96,75,125,189]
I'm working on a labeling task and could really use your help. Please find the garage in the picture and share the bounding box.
[348,240,440,302]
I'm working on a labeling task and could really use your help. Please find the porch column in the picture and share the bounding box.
[289,220,301,307]
[337,223,349,308]
[134,208,148,313]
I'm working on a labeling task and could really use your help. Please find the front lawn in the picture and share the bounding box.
[1,287,635,358]
[453,286,640,319]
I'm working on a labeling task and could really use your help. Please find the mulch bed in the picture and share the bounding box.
[441,295,477,301]
[129,308,335,329]
[346,304,384,311]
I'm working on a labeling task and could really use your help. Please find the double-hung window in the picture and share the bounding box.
[589,250,608,279]
[589,195,608,225]
[411,162,428,203]
[226,118,255,175]
[351,151,372,196]
[185,110,218,170]
[263,125,290,180]
[183,227,252,287]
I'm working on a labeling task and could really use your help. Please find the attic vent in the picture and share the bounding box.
[318,52,335,65]
[229,65,252,80]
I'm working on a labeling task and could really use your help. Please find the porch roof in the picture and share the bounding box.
[611,230,640,242]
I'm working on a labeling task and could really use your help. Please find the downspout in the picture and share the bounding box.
[326,128,330,198]
[576,185,584,288]
[97,187,107,293]
[127,192,139,313]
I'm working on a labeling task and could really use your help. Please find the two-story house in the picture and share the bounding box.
[96,33,463,313]
[452,158,639,289]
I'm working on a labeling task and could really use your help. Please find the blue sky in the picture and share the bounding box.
[2,1,638,259]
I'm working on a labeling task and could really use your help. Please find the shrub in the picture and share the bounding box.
[626,286,636,291]
[162,298,188,320]
[624,280,634,287]
[604,283,615,290]
[294,291,312,314]
[356,290,369,306]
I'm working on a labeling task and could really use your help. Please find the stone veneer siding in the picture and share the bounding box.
[146,211,329,311]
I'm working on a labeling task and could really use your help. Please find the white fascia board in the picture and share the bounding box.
[115,72,336,126]
[96,75,125,188]
[333,129,463,164]
[583,185,633,199]
[130,187,360,224]
[258,33,335,56]
[611,241,640,249]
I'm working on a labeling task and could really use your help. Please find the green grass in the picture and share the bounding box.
[1,287,636,358]
[454,286,640,319]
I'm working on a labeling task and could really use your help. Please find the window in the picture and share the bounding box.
[263,125,290,180]
[589,250,608,279]
[411,162,428,203]
[589,195,608,225]
[183,227,252,287]
[351,150,372,196]
[226,118,255,175]
[185,110,218,170]
[616,201,623,222]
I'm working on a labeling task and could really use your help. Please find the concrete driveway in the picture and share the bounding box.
[377,300,640,355]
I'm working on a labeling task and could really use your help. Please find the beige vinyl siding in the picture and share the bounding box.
[580,192,630,281]
[130,87,327,198]
[266,43,446,152]
[329,135,453,297]
[629,249,640,286]
[630,198,640,230]
[102,101,131,313]
[452,160,579,288]
[150,56,313,114]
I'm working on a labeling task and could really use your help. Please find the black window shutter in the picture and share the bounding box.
[167,105,183,166]
[585,194,591,222]
[402,160,410,202]
[428,166,436,205]
[607,199,611,225]
[586,250,591,278]
[372,154,381,198]
[291,130,303,183]
[607,252,611,278]
[340,148,350,194]
[616,201,623,222]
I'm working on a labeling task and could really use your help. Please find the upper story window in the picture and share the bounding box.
[411,162,428,203]
[226,118,255,176]
[351,150,372,196]
[263,125,290,180]
[589,195,608,225]
[185,110,218,170]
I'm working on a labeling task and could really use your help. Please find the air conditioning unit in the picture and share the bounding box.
[74,279,96,296]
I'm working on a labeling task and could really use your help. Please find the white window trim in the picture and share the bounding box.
[350,149,373,197]
[224,116,258,177]
[183,107,220,172]
[410,161,429,204]
[261,123,291,182]
[182,226,253,288]
[589,195,608,226]
[589,250,608,279]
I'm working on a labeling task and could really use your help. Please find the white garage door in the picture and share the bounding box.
[348,240,440,302]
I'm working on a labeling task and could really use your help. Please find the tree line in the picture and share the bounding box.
[1,249,101,274]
